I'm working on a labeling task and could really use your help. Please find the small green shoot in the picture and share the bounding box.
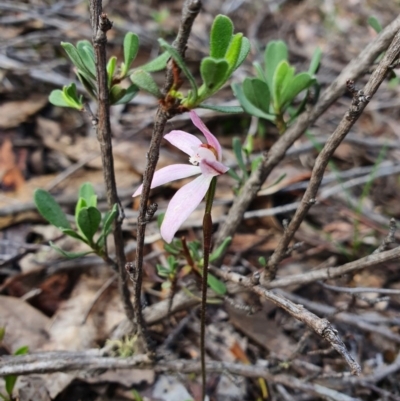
[233,40,321,133]
[34,183,118,259]
[49,32,167,109]
[133,14,250,113]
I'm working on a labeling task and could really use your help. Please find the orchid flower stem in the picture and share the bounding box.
[200,176,217,401]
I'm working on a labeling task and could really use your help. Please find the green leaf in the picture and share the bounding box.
[243,77,271,115]
[49,84,83,110]
[258,256,267,266]
[158,38,198,100]
[368,16,382,33]
[225,33,243,73]
[251,155,262,172]
[130,69,162,98]
[0,327,5,342]
[308,47,322,75]
[265,40,288,91]
[227,168,241,182]
[76,70,97,99]
[14,345,29,356]
[49,90,71,108]
[110,85,127,105]
[79,182,97,206]
[75,197,87,224]
[107,56,117,87]
[64,83,82,104]
[34,189,70,229]
[60,227,86,242]
[139,51,169,72]
[210,237,232,262]
[112,83,139,105]
[280,72,314,109]
[232,82,275,121]
[232,137,248,178]
[272,60,293,111]
[210,15,233,58]
[123,32,139,76]
[77,206,101,243]
[164,242,180,256]
[5,375,17,396]
[234,36,251,71]
[198,103,243,114]
[61,42,94,79]
[76,40,96,78]
[253,61,266,81]
[200,57,229,93]
[207,273,227,295]
[50,242,93,259]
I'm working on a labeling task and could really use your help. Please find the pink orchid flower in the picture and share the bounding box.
[133,111,229,243]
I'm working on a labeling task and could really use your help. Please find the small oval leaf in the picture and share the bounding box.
[210,15,234,58]
[198,103,243,114]
[265,40,288,91]
[130,69,162,98]
[242,77,271,115]
[207,273,227,295]
[49,90,71,108]
[77,206,101,243]
[232,82,275,121]
[34,189,70,229]
[200,57,229,92]
[123,32,139,75]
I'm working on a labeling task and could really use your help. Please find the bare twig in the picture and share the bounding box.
[134,0,201,354]
[279,290,400,344]
[373,218,397,253]
[210,268,361,375]
[319,282,400,295]
[265,27,400,279]
[88,1,135,325]
[214,15,400,256]
[261,246,400,289]
[0,353,360,401]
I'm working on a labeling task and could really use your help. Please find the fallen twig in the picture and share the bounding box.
[210,268,361,375]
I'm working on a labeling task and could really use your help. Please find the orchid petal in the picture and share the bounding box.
[190,147,217,165]
[132,164,201,197]
[189,110,222,160]
[200,159,230,177]
[164,130,202,156]
[160,174,212,243]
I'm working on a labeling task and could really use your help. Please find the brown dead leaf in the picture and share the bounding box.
[0,295,50,352]
[0,138,25,190]
[0,95,47,129]
[228,307,297,359]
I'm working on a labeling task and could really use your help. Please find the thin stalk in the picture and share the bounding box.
[134,0,201,354]
[89,1,135,324]
[200,176,217,401]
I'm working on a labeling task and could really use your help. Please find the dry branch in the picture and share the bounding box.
[263,246,400,289]
[88,0,135,326]
[210,268,361,375]
[0,354,359,401]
